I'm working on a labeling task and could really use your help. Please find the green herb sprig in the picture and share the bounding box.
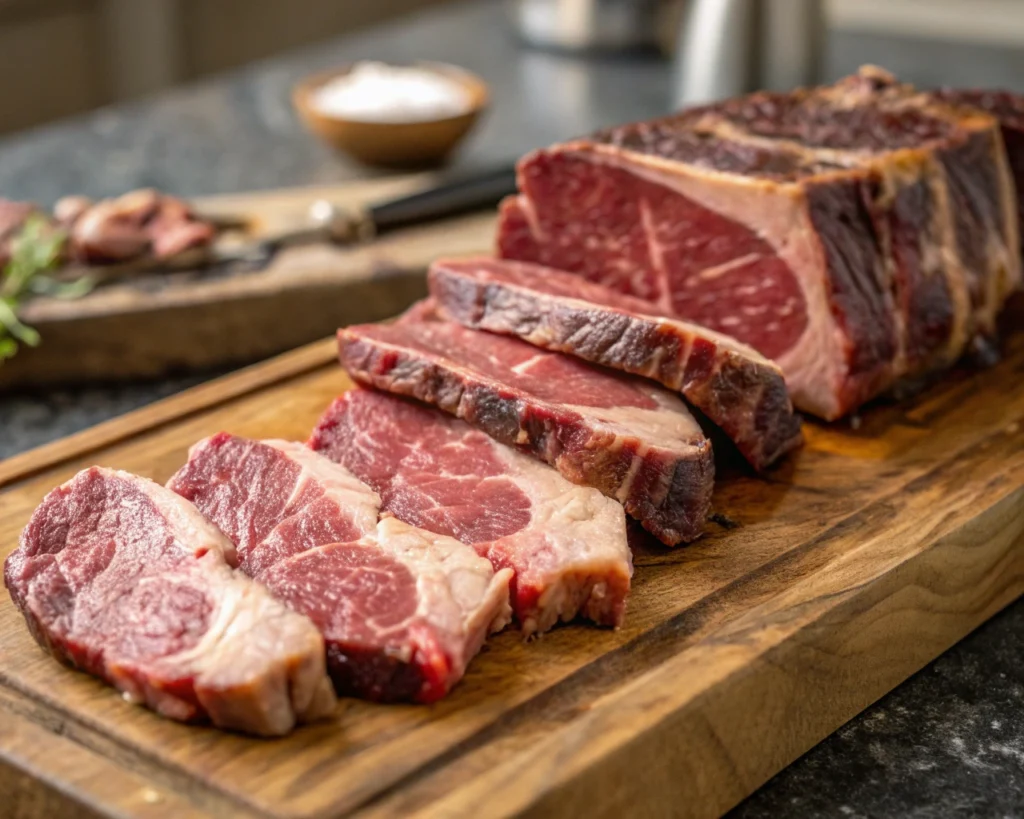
[0,215,92,361]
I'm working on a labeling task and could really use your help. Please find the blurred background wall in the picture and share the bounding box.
[0,0,457,134]
[0,0,1021,136]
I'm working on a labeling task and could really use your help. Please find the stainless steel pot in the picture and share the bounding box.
[510,0,663,52]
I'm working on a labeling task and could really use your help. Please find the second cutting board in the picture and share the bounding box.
[0,173,499,391]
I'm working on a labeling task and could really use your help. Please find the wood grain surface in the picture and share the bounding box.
[2,302,1023,818]
[0,175,496,390]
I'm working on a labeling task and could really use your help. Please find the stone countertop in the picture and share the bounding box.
[1,2,1023,815]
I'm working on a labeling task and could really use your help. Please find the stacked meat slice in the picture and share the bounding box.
[428,256,802,471]
[168,435,512,703]
[338,316,714,545]
[496,66,1022,419]
[310,389,633,634]
[4,468,336,736]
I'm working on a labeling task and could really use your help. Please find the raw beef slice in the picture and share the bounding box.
[497,67,1020,420]
[337,318,714,545]
[259,516,512,703]
[4,467,335,736]
[429,256,802,470]
[310,388,632,634]
[167,433,380,577]
[169,435,512,702]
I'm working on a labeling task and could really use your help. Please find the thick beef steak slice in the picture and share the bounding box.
[4,467,336,736]
[169,435,511,702]
[310,388,632,633]
[497,67,1020,419]
[429,256,803,470]
[337,318,714,545]
[259,516,512,703]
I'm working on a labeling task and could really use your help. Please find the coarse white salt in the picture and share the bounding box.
[311,62,473,123]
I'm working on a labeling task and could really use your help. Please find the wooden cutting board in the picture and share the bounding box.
[2,305,1024,819]
[0,174,497,391]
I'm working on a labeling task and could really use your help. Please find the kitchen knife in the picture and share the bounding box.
[220,163,519,269]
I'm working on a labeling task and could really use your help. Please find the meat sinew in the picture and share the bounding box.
[497,67,1021,420]
[309,388,633,634]
[935,87,1024,258]
[168,435,512,702]
[429,256,802,470]
[4,467,336,736]
[338,318,714,545]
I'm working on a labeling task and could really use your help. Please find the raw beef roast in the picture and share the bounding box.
[497,67,1021,420]
[337,318,714,545]
[429,256,802,470]
[4,467,335,736]
[310,388,632,633]
[169,435,512,702]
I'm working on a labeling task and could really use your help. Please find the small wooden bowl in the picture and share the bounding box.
[293,62,489,168]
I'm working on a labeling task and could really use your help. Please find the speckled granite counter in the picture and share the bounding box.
[1,2,1022,815]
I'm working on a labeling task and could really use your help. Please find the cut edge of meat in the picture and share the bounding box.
[428,256,804,470]
[337,324,715,545]
[258,516,513,703]
[307,388,634,635]
[4,467,336,736]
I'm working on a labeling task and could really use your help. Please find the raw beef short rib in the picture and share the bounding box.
[4,467,336,736]
[429,256,803,470]
[337,318,714,545]
[310,388,633,633]
[497,67,1020,420]
[169,435,512,702]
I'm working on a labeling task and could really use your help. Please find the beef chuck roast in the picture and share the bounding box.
[337,316,714,545]
[169,435,512,703]
[497,67,1020,420]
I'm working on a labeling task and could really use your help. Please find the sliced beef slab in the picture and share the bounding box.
[169,435,511,703]
[4,467,336,736]
[429,256,802,470]
[497,66,1021,420]
[337,319,714,545]
[310,388,632,634]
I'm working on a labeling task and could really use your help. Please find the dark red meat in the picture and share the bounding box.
[337,317,714,545]
[497,67,1021,419]
[4,467,335,735]
[168,435,511,703]
[429,256,802,470]
[309,388,632,634]
[935,87,1024,259]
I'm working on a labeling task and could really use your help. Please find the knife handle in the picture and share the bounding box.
[368,164,519,235]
